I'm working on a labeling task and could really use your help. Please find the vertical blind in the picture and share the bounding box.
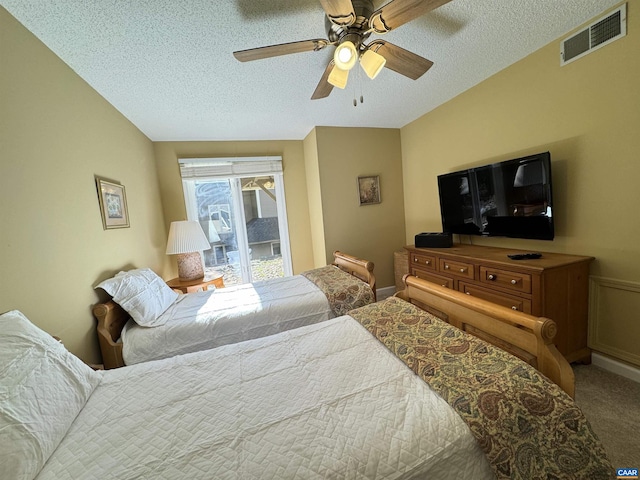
[178,156,283,179]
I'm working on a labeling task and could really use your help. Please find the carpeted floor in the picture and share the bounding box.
[573,364,640,469]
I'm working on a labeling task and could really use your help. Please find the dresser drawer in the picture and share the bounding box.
[439,258,475,280]
[410,268,453,289]
[480,266,532,294]
[459,282,532,313]
[405,244,594,364]
[410,252,437,271]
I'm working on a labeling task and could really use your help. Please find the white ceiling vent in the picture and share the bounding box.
[561,3,626,66]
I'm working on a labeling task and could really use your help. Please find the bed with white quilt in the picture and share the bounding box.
[93,250,375,368]
[2,276,613,480]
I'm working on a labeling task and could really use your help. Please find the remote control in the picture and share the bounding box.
[508,253,542,260]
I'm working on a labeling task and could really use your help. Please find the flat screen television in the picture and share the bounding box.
[437,152,554,240]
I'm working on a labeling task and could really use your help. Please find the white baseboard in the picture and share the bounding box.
[376,286,396,301]
[592,352,640,384]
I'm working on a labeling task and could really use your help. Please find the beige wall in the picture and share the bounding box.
[0,8,168,363]
[153,128,406,289]
[312,127,406,288]
[303,128,328,268]
[153,141,315,276]
[400,3,640,366]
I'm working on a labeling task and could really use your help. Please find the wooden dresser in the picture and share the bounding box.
[405,244,594,364]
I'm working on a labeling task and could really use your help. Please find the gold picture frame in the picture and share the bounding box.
[357,175,381,206]
[95,176,130,229]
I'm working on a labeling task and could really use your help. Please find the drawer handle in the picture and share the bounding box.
[488,274,495,280]
[512,306,518,310]
[444,265,450,270]
[511,279,518,285]
[426,260,430,265]
[442,284,447,287]
[466,291,471,295]
[459,268,466,273]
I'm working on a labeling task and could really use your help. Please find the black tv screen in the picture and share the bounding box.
[437,152,554,240]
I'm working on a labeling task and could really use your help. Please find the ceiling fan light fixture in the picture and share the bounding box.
[360,49,386,80]
[333,41,358,70]
[327,65,349,89]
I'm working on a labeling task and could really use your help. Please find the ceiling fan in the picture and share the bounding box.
[233,0,453,100]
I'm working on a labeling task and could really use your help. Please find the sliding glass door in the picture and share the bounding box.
[181,162,292,286]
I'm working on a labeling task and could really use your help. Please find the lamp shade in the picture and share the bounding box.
[328,66,349,89]
[333,41,358,71]
[360,48,386,80]
[166,221,211,255]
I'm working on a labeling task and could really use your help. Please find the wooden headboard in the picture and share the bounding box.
[333,250,376,299]
[93,301,128,369]
[398,274,575,398]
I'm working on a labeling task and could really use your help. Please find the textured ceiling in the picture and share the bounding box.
[2,0,621,141]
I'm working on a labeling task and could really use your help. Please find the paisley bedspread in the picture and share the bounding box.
[301,265,375,316]
[349,297,614,480]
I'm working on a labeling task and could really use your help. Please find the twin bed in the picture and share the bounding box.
[93,251,376,368]
[2,273,613,479]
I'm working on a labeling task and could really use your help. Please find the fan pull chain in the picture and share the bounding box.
[353,68,364,107]
[353,74,358,107]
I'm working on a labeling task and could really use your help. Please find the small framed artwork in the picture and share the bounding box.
[95,176,130,229]
[357,175,381,206]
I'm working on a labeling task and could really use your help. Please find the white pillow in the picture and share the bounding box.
[0,310,101,480]
[96,268,178,327]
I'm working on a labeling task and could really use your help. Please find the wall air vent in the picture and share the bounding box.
[561,3,626,66]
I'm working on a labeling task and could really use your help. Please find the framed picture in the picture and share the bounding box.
[357,175,381,206]
[95,176,130,229]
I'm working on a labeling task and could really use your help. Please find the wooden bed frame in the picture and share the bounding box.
[93,251,376,370]
[398,275,575,397]
[332,250,376,299]
[94,261,573,396]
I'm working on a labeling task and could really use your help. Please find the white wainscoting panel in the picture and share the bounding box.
[589,276,640,368]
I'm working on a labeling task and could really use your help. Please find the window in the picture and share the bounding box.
[179,157,292,286]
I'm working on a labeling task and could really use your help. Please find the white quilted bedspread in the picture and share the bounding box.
[38,317,494,480]
[122,275,331,365]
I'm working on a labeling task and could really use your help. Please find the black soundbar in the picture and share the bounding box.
[415,232,453,248]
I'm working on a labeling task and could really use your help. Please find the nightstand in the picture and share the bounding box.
[166,273,225,293]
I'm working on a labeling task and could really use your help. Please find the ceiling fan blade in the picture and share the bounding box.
[367,40,433,80]
[311,61,336,99]
[233,39,330,62]
[319,0,356,27]
[369,0,453,33]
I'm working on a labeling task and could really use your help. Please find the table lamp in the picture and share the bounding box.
[165,221,211,281]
